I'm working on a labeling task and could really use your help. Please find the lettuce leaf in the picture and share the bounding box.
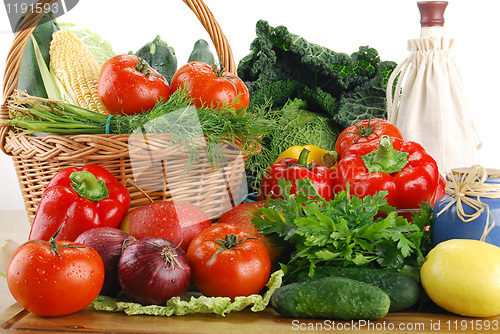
[92,269,284,317]
[0,239,19,277]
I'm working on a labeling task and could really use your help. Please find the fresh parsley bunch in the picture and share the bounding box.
[253,179,434,274]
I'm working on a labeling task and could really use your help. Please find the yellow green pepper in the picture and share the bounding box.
[274,145,338,167]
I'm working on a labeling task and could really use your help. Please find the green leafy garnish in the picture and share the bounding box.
[253,179,434,275]
[92,269,284,317]
[5,88,275,170]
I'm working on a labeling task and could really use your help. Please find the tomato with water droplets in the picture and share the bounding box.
[6,236,104,317]
[335,118,404,158]
[170,61,249,112]
[186,224,271,300]
[98,54,170,115]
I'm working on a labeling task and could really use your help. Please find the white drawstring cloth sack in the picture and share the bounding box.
[387,36,481,174]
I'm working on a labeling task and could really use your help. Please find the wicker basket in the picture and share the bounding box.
[0,0,251,224]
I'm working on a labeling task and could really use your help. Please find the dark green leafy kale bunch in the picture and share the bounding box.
[237,20,397,128]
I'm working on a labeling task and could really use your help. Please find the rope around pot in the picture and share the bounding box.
[436,164,500,241]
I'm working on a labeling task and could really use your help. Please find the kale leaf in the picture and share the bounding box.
[238,20,397,128]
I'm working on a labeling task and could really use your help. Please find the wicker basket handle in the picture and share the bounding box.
[182,0,236,73]
[0,0,236,155]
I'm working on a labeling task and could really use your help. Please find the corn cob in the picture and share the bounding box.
[49,29,107,114]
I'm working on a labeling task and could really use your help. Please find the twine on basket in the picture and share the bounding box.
[436,165,500,241]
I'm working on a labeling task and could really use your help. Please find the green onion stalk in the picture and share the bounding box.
[5,91,110,134]
[2,89,276,170]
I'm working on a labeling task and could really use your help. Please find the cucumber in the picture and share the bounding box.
[188,39,215,65]
[135,35,177,84]
[17,13,59,98]
[287,266,420,312]
[271,277,390,320]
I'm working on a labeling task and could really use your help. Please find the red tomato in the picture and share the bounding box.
[335,119,403,158]
[170,61,250,112]
[7,239,104,317]
[98,54,170,115]
[216,201,282,262]
[186,224,271,300]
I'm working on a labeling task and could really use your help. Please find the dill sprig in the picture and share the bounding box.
[4,89,276,169]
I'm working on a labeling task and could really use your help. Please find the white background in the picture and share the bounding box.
[0,0,499,211]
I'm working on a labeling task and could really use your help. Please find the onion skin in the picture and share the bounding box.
[118,237,191,305]
[75,227,136,296]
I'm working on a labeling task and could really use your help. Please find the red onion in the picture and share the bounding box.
[118,236,191,305]
[75,227,136,296]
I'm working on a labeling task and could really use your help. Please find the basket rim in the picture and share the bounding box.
[0,0,236,156]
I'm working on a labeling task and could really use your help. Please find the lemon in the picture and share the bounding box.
[420,239,500,317]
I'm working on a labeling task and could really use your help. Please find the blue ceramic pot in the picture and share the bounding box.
[433,168,500,247]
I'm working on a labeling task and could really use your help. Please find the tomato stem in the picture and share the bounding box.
[212,64,224,77]
[209,234,258,262]
[136,52,152,75]
[211,60,243,105]
[344,118,381,143]
[49,226,62,259]
[28,224,87,260]
[212,56,226,77]
[27,225,65,259]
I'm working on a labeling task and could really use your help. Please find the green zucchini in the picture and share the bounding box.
[271,277,390,320]
[188,39,215,65]
[17,13,59,98]
[135,35,177,84]
[287,266,420,312]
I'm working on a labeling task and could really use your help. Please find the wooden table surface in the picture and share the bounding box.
[1,210,500,333]
[1,302,500,334]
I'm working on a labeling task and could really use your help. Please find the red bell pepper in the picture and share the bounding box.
[29,164,130,241]
[334,135,440,209]
[258,148,335,201]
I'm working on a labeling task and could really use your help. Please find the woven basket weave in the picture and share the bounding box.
[0,0,251,224]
